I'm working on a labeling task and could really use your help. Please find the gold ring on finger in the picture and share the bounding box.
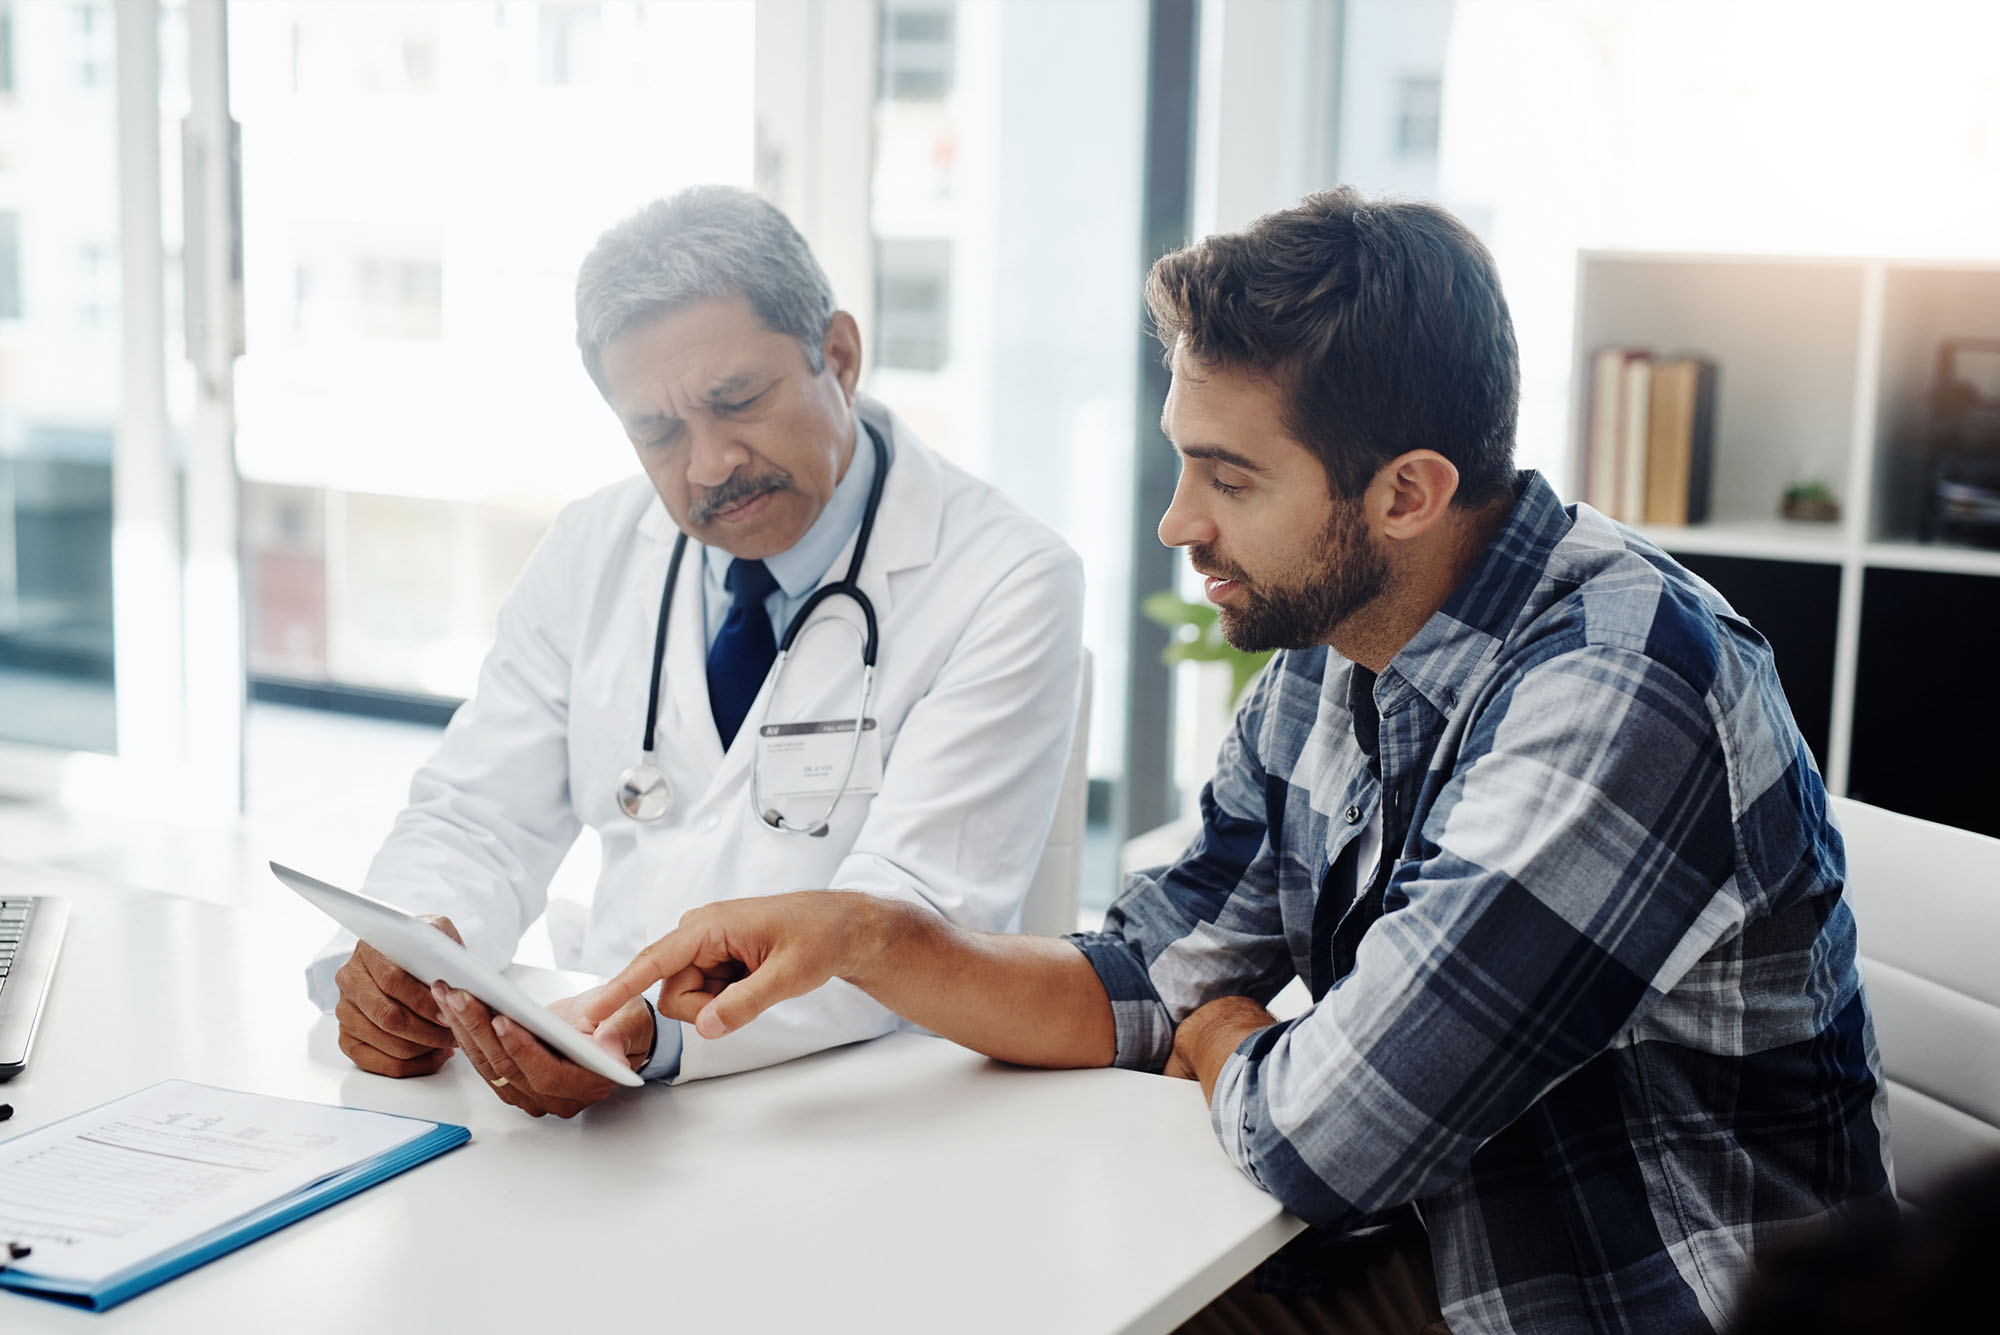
[490,1076,509,1087]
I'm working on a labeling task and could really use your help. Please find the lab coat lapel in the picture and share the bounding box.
[849,396,944,623]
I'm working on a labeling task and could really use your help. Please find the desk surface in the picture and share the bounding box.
[0,863,1301,1334]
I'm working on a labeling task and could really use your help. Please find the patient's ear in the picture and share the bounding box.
[1365,451,1460,541]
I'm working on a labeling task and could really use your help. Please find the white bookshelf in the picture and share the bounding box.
[1570,251,2000,825]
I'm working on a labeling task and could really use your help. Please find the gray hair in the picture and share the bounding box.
[575,186,838,394]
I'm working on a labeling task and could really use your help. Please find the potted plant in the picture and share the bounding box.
[1140,591,1273,704]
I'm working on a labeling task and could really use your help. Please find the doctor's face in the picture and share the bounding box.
[600,294,864,561]
[1155,345,1389,652]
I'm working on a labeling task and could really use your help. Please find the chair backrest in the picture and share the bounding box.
[1019,649,1092,937]
[1832,796,2000,1208]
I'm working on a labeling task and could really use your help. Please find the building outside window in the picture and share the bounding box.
[1395,74,1442,158]
[356,254,443,341]
[231,0,753,703]
[537,2,602,88]
[879,0,953,102]
[0,2,16,100]
[874,237,950,373]
[73,2,111,90]
[869,0,1147,907]
[0,212,20,321]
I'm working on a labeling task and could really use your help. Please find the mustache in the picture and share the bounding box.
[691,471,793,525]
[1187,545,1249,585]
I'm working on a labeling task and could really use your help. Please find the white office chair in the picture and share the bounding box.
[1019,649,1093,937]
[1832,796,2000,1208]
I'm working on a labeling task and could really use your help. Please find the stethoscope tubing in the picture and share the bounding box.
[627,419,890,830]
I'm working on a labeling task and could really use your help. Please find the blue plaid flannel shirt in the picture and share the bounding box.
[1069,472,1892,1334]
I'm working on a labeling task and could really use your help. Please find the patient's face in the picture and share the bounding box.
[600,294,862,561]
[1155,346,1389,652]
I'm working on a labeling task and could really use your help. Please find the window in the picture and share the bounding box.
[231,0,755,702]
[77,242,114,332]
[0,212,20,320]
[868,0,1149,904]
[0,2,16,98]
[879,0,954,102]
[1396,74,1441,158]
[356,255,443,341]
[874,239,951,372]
[74,2,111,89]
[538,2,602,87]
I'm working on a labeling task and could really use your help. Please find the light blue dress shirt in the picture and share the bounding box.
[639,422,880,1082]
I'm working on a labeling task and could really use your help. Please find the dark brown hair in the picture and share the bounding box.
[1146,188,1519,506]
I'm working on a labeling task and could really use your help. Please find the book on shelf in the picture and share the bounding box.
[1586,347,1644,517]
[1584,346,1717,526]
[1619,354,1653,522]
[1643,357,1719,526]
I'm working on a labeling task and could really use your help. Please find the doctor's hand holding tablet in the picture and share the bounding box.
[334,908,657,1115]
[331,914,464,1079]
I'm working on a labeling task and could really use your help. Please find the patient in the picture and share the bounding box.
[583,188,1892,1334]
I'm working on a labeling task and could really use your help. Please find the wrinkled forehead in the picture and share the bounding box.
[603,299,810,419]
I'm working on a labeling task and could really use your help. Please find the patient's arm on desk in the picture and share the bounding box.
[332,916,463,1078]
[579,892,1116,1070]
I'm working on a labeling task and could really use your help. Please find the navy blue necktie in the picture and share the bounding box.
[707,558,780,750]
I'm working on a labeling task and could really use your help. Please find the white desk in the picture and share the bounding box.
[0,864,1303,1333]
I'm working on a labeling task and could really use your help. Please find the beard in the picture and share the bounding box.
[1194,498,1389,653]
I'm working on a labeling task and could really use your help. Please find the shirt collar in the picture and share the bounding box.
[1377,470,1571,718]
[702,416,877,599]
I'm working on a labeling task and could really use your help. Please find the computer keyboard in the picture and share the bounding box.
[0,895,68,1080]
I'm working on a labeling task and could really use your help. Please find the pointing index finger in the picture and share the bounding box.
[580,930,695,1025]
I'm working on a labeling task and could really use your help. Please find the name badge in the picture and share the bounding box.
[757,718,884,800]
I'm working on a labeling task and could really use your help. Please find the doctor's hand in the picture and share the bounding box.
[433,986,656,1119]
[333,916,464,1078]
[578,892,868,1042]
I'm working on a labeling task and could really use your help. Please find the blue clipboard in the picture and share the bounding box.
[0,1081,469,1312]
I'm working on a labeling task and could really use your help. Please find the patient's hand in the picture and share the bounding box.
[333,916,462,1078]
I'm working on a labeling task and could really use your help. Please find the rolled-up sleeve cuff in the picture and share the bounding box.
[1063,931,1175,1072]
[304,933,356,1013]
[1209,1043,1265,1189]
[636,1004,683,1083]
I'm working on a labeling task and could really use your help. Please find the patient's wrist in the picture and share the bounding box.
[841,893,925,993]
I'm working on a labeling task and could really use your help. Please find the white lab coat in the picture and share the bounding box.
[306,398,1086,1081]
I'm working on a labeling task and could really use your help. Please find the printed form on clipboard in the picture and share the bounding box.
[0,1080,467,1311]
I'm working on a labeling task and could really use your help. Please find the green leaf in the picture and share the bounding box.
[1137,586,1275,701]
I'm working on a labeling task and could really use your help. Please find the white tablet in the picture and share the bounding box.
[272,861,645,1089]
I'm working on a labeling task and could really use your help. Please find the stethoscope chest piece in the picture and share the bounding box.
[617,762,674,822]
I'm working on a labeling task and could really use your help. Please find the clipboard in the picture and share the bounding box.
[0,1079,468,1311]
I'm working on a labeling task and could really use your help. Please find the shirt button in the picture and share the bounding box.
[1344,804,1362,824]
[696,813,721,834]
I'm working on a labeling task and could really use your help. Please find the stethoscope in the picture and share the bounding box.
[616,421,888,836]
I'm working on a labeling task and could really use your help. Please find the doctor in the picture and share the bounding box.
[307,186,1085,1115]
